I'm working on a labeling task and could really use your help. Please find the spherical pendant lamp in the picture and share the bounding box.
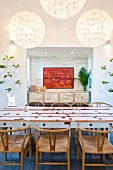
[39,0,86,19]
[9,11,45,48]
[76,9,113,47]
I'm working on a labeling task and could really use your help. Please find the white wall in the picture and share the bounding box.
[92,43,113,105]
[0,0,113,108]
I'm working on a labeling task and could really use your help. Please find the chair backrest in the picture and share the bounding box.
[35,127,71,152]
[90,102,112,107]
[71,102,90,107]
[0,126,30,151]
[28,102,44,106]
[51,103,70,107]
[78,126,113,152]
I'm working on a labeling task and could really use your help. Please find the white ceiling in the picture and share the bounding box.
[26,0,112,58]
[27,47,93,58]
[4,0,111,58]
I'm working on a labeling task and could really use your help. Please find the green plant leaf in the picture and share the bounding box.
[109,72,113,76]
[101,81,110,84]
[101,66,106,70]
[108,88,113,92]
[0,81,4,84]
[14,80,21,85]
[77,67,90,91]
[5,88,12,92]
[13,64,19,68]
[3,55,14,61]
[109,58,113,62]
[0,64,6,68]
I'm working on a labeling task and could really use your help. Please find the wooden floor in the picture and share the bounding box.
[0,133,113,170]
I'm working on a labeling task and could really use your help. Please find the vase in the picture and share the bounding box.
[7,93,16,106]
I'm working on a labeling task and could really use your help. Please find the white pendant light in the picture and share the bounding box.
[39,0,86,19]
[76,9,113,47]
[9,11,45,48]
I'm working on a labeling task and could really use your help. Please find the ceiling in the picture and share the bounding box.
[26,0,112,58]
[27,47,93,59]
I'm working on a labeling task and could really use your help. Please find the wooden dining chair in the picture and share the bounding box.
[78,126,113,170]
[35,127,71,170]
[51,102,71,107]
[27,102,44,106]
[90,102,112,107]
[0,125,32,170]
[70,102,89,107]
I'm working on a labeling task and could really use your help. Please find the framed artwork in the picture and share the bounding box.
[43,67,74,89]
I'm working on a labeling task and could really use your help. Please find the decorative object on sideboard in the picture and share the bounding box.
[40,86,46,92]
[75,67,90,91]
[29,85,39,92]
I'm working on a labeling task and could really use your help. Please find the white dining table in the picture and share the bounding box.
[0,106,113,129]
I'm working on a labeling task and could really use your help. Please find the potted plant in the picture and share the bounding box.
[14,80,21,88]
[75,67,90,91]
[101,65,106,70]
[101,65,106,74]
[101,81,110,89]
[3,55,14,66]
[101,81,110,84]
[13,64,19,68]
[108,88,113,92]
[109,58,113,66]
[0,64,6,73]
[4,72,12,80]
[3,55,14,61]
[109,72,113,81]
[0,81,5,90]
[108,88,113,97]
[5,87,12,92]
[13,64,20,74]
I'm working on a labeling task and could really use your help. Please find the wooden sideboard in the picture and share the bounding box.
[28,92,89,105]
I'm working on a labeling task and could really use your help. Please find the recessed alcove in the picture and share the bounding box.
[27,47,93,92]
[27,47,93,105]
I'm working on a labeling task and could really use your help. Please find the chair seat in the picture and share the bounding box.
[38,134,68,152]
[0,135,32,152]
[82,136,113,154]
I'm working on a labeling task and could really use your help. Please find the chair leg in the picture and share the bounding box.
[29,145,32,161]
[103,154,106,162]
[77,143,81,161]
[21,152,24,170]
[82,149,85,170]
[29,139,32,161]
[67,149,70,170]
[40,152,42,161]
[4,153,7,161]
[36,149,39,170]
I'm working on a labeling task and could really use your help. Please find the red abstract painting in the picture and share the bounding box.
[43,67,74,89]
